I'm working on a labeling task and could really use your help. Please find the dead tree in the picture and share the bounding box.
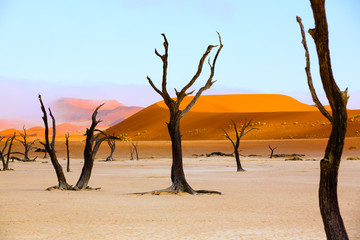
[0,134,15,170]
[142,32,223,195]
[16,126,37,161]
[131,142,139,160]
[106,137,116,161]
[40,96,118,191]
[297,1,349,238]
[75,104,119,190]
[222,120,257,172]
[65,133,70,172]
[39,94,72,190]
[268,145,277,159]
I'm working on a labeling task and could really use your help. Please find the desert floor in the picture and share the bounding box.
[0,139,359,240]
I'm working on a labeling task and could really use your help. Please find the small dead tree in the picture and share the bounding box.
[131,142,139,160]
[222,120,257,172]
[39,94,72,190]
[141,32,223,195]
[16,126,37,161]
[268,145,277,159]
[0,134,15,170]
[297,1,349,238]
[65,133,70,172]
[106,137,116,161]
[75,104,119,190]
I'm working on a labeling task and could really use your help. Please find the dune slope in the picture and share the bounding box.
[107,94,360,140]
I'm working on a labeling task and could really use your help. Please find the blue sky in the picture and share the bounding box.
[0,0,359,120]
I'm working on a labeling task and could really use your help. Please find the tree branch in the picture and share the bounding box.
[49,108,56,148]
[181,32,223,116]
[222,128,236,149]
[296,16,332,123]
[147,76,163,97]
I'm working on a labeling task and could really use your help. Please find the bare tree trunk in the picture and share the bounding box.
[4,135,15,170]
[0,137,9,170]
[168,118,195,193]
[297,1,349,238]
[0,134,15,170]
[75,105,101,189]
[131,142,139,160]
[39,95,71,190]
[0,152,4,170]
[75,104,118,190]
[65,133,70,172]
[234,150,244,172]
[106,138,115,161]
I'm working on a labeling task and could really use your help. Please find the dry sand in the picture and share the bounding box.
[1,139,359,240]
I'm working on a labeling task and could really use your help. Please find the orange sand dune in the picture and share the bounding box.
[0,123,93,139]
[0,128,17,137]
[107,94,360,140]
[156,94,318,113]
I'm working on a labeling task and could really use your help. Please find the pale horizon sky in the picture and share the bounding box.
[0,0,359,121]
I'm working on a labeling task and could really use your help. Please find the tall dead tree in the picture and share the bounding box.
[0,134,15,170]
[75,104,119,190]
[143,32,223,195]
[39,94,72,190]
[16,126,37,161]
[297,1,349,238]
[40,96,118,191]
[65,133,70,172]
[106,137,116,161]
[222,120,257,171]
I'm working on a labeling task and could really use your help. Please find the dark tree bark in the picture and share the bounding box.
[75,104,119,190]
[39,94,72,190]
[0,134,15,170]
[268,145,277,159]
[65,133,70,172]
[131,142,139,160]
[297,1,349,238]
[143,32,223,195]
[222,120,257,172]
[4,135,15,170]
[129,145,134,160]
[106,138,116,161]
[16,126,37,161]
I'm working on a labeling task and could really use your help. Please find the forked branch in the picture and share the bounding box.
[181,32,223,116]
[147,33,171,104]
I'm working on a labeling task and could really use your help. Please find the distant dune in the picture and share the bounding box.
[0,119,36,131]
[0,97,142,138]
[50,97,143,126]
[107,94,360,140]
